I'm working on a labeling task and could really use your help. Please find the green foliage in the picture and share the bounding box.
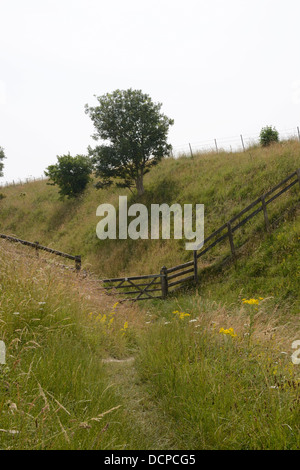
[85,89,174,196]
[259,126,279,147]
[0,140,299,450]
[0,140,299,278]
[0,247,145,449]
[45,154,92,199]
[137,313,300,449]
[0,146,5,177]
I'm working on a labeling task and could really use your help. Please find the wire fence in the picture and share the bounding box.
[171,126,300,158]
[1,125,300,187]
[0,175,46,188]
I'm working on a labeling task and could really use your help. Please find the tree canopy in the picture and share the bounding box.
[45,154,93,199]
[85,89,174,196]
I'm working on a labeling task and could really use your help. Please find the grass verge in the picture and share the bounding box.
[136,298,300,450]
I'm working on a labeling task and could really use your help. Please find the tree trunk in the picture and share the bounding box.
[136,173,144,196]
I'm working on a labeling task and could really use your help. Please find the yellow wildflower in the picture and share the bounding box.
[242,298,260,305]
[219,327,237,338]
[121,321,128,335]
[173,310,190,320]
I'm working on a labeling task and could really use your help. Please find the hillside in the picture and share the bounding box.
[0,223,299,449]
[0,140,299,310]
[0,141,299,450]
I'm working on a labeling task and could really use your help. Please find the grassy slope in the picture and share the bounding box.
[135,304,300,450]
[0,140,299,307]
[0,141,300,449]
[0,242,178,450]
[2,241,299,450]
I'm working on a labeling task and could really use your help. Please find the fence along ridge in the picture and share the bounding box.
[0,169,299,300]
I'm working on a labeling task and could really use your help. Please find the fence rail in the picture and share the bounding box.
[0,234,81,270]
[101,273,163,301]
[1,169,299,301]
[101,168,300,301]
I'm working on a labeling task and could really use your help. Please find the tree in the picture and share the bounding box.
[85,89,174,196]
[0,147,5,177]
[259,126,279,147]
[45,154,93,198]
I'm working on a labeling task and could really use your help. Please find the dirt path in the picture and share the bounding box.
[102,356,178,450]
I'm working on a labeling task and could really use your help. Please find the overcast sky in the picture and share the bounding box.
[1,0,300,182]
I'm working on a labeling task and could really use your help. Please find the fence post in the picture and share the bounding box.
[227,222,235,257]
[297,127,300,142]
[240,134,245,152]
[189,143,194,158]
[75,255,81,271]
[261,195,270,232]
[297,168,300,187]
[160,266,168,299]
[193,250,198,284]
[34,241,39,257]
[214,139,218,153]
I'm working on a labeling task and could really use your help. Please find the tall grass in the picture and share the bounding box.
[136,300,300,449]
[0,225,299,449]
[192,206,300,315]
[0,141,299,450]
[0,242,146,450]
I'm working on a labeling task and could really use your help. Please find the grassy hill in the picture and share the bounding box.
[0,140,299,449]
[0,140,299,307]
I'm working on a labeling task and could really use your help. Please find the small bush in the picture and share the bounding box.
[45,153,93,199]
[260,126,279,147]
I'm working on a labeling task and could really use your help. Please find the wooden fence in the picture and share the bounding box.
[1,168,299,300]
[0,234,81,271]
[101,273,163,301]
[101,168,300,300]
